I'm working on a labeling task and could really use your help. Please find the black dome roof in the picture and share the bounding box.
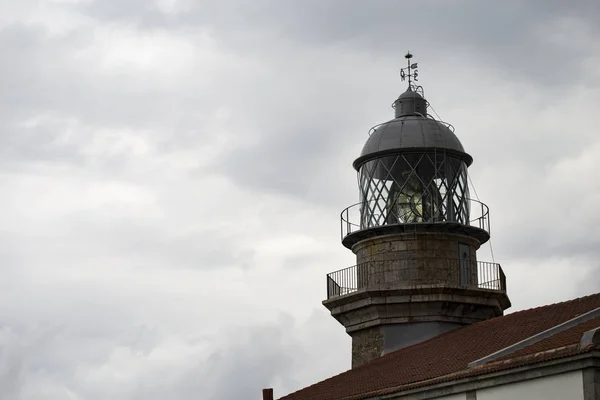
[353,89,472,169]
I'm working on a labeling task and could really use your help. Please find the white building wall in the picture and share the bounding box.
[436,394,466,400]
[476,370,584,400]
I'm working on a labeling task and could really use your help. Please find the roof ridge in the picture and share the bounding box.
[476,343,580,370]
[473,292,600,325]
[513,292,600,313]
[469,306,600,368]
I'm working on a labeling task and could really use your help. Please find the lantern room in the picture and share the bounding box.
[341,87,491,249]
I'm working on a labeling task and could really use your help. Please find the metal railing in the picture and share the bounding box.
[340,198,490,240]
[326,259,506,300]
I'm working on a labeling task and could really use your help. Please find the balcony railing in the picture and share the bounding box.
[326,259,506,300]
[340,198,490,240]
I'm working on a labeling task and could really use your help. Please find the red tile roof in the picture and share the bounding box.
[279,293,600,400]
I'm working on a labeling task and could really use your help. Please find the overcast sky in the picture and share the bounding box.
[0,0,599,399]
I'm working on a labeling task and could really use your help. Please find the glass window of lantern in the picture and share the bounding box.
[358,152,470,228]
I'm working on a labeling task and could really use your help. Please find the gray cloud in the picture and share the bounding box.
[0,1,598,399]
[78,0,600,86]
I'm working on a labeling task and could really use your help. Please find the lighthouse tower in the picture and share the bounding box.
[324,54,511,368]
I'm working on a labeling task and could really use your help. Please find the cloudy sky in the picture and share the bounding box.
[0,0,599,399]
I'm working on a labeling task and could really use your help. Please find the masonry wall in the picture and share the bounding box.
[347,232,495,368]
[351,327,383,369]
[353,232,480,288]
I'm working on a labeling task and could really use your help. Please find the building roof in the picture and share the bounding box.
[279,293,600,400]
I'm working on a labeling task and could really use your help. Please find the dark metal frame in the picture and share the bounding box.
[356,151,470,230]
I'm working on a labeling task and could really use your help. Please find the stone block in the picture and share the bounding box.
[352,327,384,368]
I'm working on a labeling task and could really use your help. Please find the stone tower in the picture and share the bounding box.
[323,54,511,368]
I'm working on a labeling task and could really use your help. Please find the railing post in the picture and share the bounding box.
[345,209,348,235]
[480,203,483,229]
[500,265,506,292]
[346,209,351,235]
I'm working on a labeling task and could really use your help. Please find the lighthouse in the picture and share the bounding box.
[324,54,511,368]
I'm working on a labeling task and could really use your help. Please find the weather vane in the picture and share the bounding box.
[400,51,419,87]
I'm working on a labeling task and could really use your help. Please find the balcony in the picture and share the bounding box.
[326,259,506,300]
[340,198,491,240]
